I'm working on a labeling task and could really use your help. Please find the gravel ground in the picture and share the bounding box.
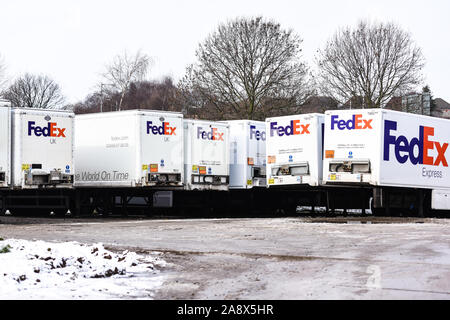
[1,216,449,299]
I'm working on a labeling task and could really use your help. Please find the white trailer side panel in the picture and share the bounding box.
[226,120,266,189]
[0,101,11,187]
[11,108,74,188]
[184,120,229,191]
[266,113,324,187]
[74,112,139,187]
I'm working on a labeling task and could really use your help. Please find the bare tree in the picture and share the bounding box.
[2,73,65,109]
[102,50,151,111]
[316,20,425,108]
[0,54,7,91]
[72,77,179,115]
[179,16,312,120]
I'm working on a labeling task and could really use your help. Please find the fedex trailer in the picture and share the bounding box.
[224,120,266,189]
[74,110,184,188]
[11,108,74,188]
[266,113,324,187]
[0,100,11,188]
[1,102,74,190]
[255,113,328,215]
[73,109,184,215]
[183,119,229,191]
[0,104,74,215]
[323,108,450,214]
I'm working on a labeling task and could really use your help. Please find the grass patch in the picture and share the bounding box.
[0,244,12,253]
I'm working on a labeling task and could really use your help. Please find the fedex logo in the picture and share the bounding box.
[269,120,310,137]
[331,114,373,130]
[197,127,224,141]
[28,121,66,137]
[147,121,176,135]
[250,125,266,141]
[383,120,448,167]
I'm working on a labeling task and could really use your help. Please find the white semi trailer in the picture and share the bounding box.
[11,108,74,188]
[0,101,75,215]
[183,119,229,191]
[0,100,11,188]
[74,109,184,188]
[73,109,184,214]
[266,113,324,188]
[224,120,266,189]
[323,108,450,215]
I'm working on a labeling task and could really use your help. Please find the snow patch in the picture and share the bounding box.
[0,238,166,299]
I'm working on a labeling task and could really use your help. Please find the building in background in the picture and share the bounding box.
[401,91,431,115]
[386,89,450,119]
[296,91,450,120]
[432,98,450,119]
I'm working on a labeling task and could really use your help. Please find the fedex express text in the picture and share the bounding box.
[384,119,448,179]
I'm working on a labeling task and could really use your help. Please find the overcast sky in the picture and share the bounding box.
[1,0,449,104]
